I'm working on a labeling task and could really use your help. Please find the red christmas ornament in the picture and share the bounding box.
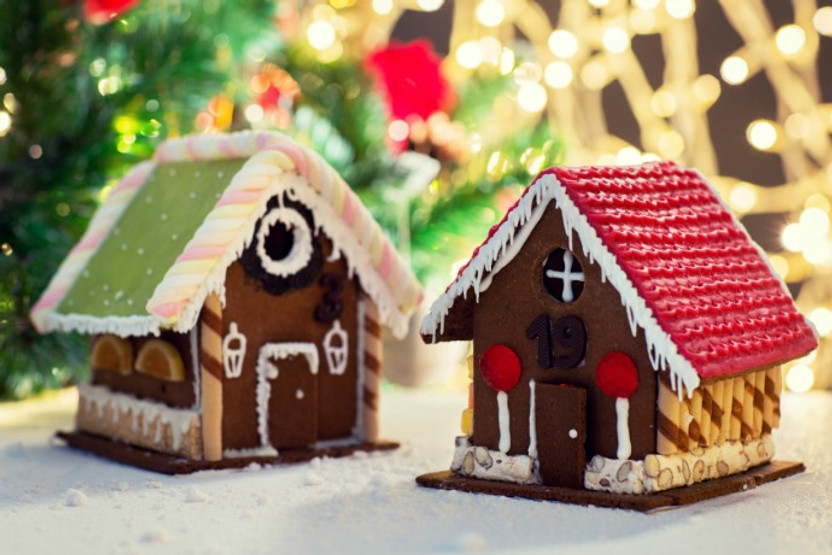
[83,0,140,25]
[365,40,456,121]
[595,351,639,399]
[479,345,522,393]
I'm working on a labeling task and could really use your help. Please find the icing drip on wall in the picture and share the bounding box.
[422,172,702,398]
[189,324,201,410]
[527,380,537,459]
[78,384,198,451]
[616,397,632,460]
[497,391,511,453]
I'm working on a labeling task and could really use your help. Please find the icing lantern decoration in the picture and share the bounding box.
[479,345,522,454]
[596,351,638,460]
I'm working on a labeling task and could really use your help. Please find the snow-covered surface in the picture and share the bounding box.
[1,387,831,554]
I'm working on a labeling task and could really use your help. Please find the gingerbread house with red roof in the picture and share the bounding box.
[31,131,422,473]
[417,161,817,508]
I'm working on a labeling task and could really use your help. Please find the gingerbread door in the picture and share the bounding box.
[256,343,320,450]
[534,383,587,488]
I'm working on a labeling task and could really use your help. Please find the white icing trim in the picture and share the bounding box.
[313,436,361,449]
[528,380,537,459]
[255,342,319,449]
[421,172,702,397]
[78,384,198,452]
[323,320,349,376]
[42,135,421,340]
[255,207,313,277]
[162,171,411,339]
[222,446,279,459]
[497,391,510,453]
[44,313,161,337]
[189,324,201,410]
[615,397,631,460]
[222,322,247,379]
[353,298,367,439]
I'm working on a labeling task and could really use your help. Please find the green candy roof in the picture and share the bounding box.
[57,158,248,319]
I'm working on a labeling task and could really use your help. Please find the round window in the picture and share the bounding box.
[240,196,323,296]
[543,247,585,303]
[255,207,313,277]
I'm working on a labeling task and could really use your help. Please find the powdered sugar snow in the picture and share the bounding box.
[1,387,831,554]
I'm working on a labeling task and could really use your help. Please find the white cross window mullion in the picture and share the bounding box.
[545,249,585,302]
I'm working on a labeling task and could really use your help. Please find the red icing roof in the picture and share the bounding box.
[435,161,817,381]
[548,161,816,379]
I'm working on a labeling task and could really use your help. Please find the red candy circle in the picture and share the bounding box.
[595,351,638,398]
[479,345,522,392]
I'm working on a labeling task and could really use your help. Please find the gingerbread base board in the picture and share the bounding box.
[57,431,398,475]
[416,460,804,512]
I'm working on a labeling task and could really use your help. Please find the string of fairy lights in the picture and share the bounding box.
[285,0,832,392]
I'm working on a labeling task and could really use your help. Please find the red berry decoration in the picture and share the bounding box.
[479,345,522,393]
[83,0,141,25]
[595,351,638,399]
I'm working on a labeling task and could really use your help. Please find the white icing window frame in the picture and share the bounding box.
[255,342,319,449]
[255,207,314,277]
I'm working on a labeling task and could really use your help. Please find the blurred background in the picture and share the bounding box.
[2,0,831,400]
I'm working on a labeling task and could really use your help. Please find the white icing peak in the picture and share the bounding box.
[421,172,702,397]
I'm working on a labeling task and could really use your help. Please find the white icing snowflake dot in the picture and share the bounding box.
[296,389,305,400]
[568,429,578,439]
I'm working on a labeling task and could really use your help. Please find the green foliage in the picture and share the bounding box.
[271,45,564,292]
[0,0,274,399]
[273,45,397,191]
[409,124,563,290]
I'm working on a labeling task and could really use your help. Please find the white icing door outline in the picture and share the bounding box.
[255,342,319,449]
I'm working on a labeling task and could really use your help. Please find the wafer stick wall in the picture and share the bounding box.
[200,293,223,461]
[360,299,382,442]
[654,367,781,457]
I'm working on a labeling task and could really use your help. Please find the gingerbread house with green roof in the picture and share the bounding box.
[31,131,423,473]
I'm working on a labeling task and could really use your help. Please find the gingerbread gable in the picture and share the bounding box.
[32,132,422,339]
[422,162,817,395]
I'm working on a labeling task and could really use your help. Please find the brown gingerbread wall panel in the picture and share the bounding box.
[219,232,359,452]
[471,203,658,461]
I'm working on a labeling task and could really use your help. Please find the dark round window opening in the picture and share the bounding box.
[543,247,585,303]
[263,221,294,262]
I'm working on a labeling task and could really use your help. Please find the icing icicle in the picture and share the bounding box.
[497,391,511,453]
[615,398,632,460]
